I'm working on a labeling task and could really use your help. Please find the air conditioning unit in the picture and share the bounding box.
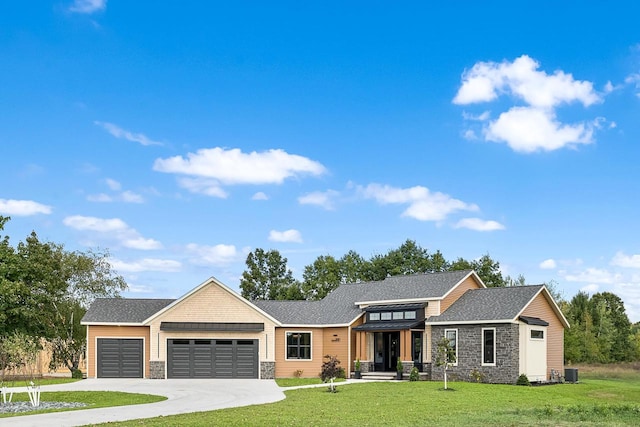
[564,368,578,383]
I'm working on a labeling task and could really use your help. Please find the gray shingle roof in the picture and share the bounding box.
[426,285,544,324]
[81,298,176,324]
[255,270,474,325]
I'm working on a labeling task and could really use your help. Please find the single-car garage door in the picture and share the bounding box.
[97,338,143,378]
[167,339,258,378]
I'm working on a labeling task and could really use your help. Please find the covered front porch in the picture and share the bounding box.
[352,321,429,375]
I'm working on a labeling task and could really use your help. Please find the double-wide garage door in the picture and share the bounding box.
[168,339,258,379]
[97,338,143,378]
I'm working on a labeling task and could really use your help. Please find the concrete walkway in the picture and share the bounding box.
[7,378,286,427]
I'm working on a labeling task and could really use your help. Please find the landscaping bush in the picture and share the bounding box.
[320,355,342,382]
[469,368,486,383]
[409,367,420,381]
[72,369,84,379]
[516,374,531,386]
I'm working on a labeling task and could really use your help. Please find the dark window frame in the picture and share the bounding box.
[286,331,312,360]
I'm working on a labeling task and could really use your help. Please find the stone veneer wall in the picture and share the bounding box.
[150,361,165,379]
[359,360,373,373]
[260,361,275,379]
[430,323,520,384]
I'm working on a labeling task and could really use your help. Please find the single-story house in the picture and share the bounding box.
[81,269,569,383]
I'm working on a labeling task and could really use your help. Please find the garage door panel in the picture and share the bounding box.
[97,339,143,378]
[168,339,257,379]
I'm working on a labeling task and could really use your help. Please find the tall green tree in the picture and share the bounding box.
[302,255,341,300]
[0,216,127,372]
[450,253,505,287]
[240,248,300,300]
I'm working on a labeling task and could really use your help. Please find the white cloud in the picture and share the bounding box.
[69,0,106,14]
[454,55,605,153]
[177,177,228,198]
[485,107,594,153]
[110,258,182,273]
[153,147,326,187]
[539,259,557,270]
[298,190,340,210]
[269,229,303,243]
[453,218,505,231]
[95,121,162,146]
[454,55,600,108]
[359,183,478,221]
[580,284,600,294]
[121,191,144,204]
[562,267,622,284]
[63,215,162,250]
[0,199,52,216]
[252,192,269,200]
[625,73,640,97]
[462,129,478,140]
[86,193,113,202]
[105,178,121,191]
[125,283,154,294]
[611,251,640,268]
[186,243,239,265]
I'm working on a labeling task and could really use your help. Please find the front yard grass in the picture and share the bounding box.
[275,377,346,387]
[2,377,81,387]
[101,374,640,426]
[0,391,166,418]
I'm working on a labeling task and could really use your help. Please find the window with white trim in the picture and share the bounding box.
[530,330,544,339]
[286,332,311,360]
[444,329,458,365]
[482,328,495,365]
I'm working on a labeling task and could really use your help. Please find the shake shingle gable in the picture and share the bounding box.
[81,298,175,324]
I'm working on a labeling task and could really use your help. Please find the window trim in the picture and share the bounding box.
[285,331,313,361]
[481,327,496,366]
[444,328,458,366]
[530,329,545,340]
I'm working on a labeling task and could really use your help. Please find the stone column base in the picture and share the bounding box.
[260,361,275,379]
[150,361,165,379]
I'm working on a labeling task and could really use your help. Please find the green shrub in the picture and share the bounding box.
[409,367,420,381]
[72,369,84,379]
[516,373,531,386]
[469,368,486,383]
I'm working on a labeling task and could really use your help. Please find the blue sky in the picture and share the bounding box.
[2,1,640,321]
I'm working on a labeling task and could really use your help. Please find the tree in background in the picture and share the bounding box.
[450,253,505,287]
[240,248,300,300]
[0,216,127,374]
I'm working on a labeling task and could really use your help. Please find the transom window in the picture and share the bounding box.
[482,328,495,365]
[368,310,418,322]
[530,330,544,339]
[286,332,311,360]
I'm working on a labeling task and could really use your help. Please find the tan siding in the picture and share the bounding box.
[148,281,277,363]
[87,325,150,378]
[275,327,324,378]
[351,316,365,369]
[323,327,350,374]
[440,275,482,313]
[425,301,440,318]
[521,292,565,378]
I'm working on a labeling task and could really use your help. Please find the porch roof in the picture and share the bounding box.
[352,320,424,331]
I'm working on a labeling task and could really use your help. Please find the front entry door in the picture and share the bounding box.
[374,332,400,371]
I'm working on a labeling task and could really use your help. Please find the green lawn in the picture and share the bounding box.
[2,377,81,387]
[275,377,346,387]
[101,374,640,426]
[0,391,166,418]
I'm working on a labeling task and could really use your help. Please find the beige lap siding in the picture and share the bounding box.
[87,325,150,378]
[148,282,277,363]
[440,276,482,313]
[520,292,565,378]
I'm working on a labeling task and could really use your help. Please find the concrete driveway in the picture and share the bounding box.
[8,378,286,427]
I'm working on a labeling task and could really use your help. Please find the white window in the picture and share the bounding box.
[392,311,404,320]
[286,332,311,360]
[444,329,458,366]
[369,312,380,321]
[404,311,416,320]
[482,328,496,366]
[380,312,392,321]
[530,330,544,340]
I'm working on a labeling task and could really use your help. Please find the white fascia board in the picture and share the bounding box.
[81,322,144,326]
[355,297,432,307]
[425,319,516,326]
[280,323,352,328]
